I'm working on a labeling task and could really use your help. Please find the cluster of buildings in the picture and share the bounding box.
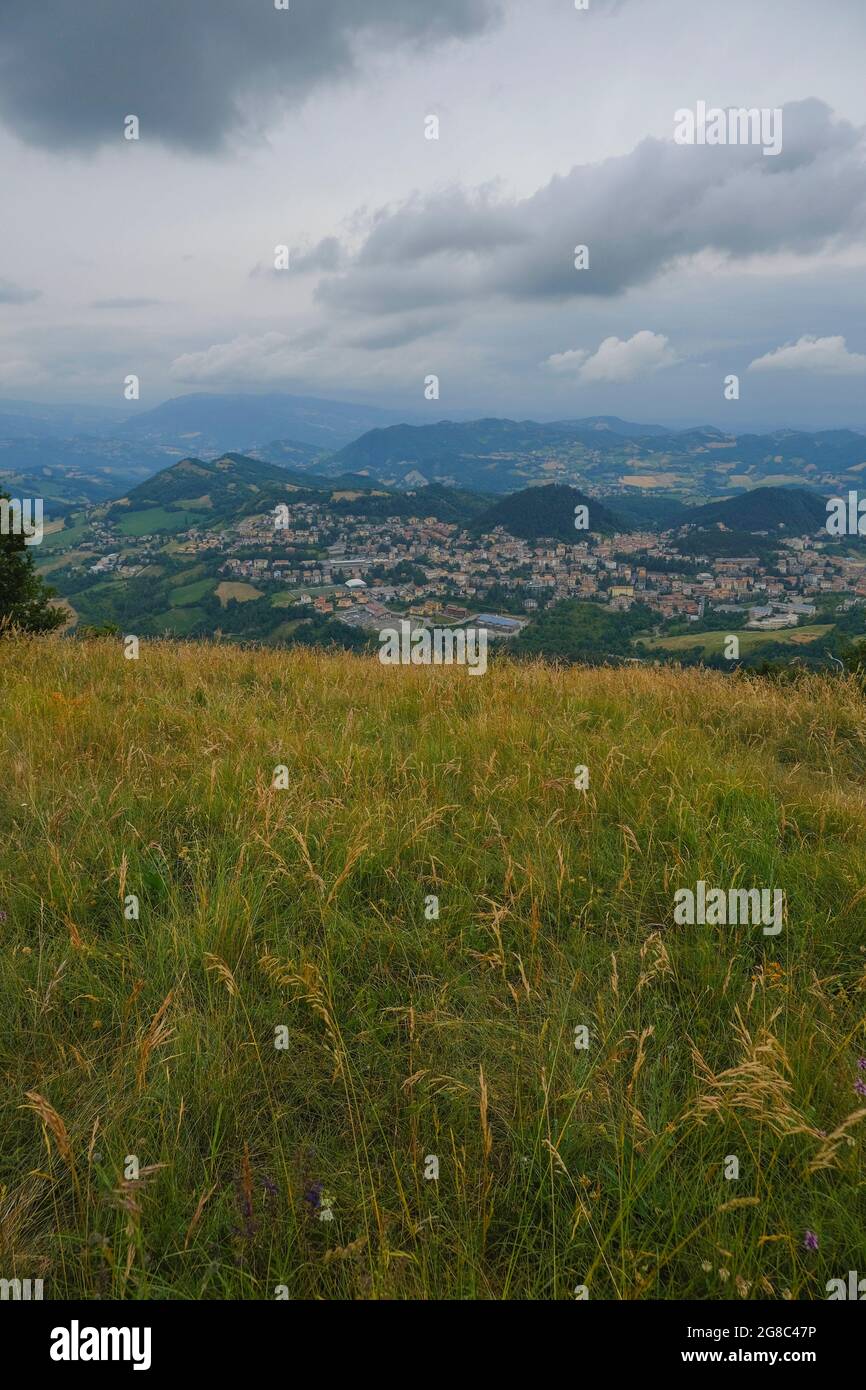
[69,492,866,639]
[220,503,865,622]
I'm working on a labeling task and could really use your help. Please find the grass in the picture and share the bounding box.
[168,579,215,608]
[216,581,264,606]
[1,635,866,1301]
[148,607,207,636]
[38,514,90,554]
[116,508,201,537]
[36,549,97,578]
[637,625,833,655]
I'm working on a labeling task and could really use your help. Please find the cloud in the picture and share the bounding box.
[291,238,345,274]
[251,238,346,279]
[0,279,41,305]
[347,313,456,350]
[170,332,319,385]
[90,297,163,309]
[545,348,589,375]
[317,100,866,323]
[0,0,503,153]
[545,331,680,383]
[0,357,46,387]
[748,334,866,375]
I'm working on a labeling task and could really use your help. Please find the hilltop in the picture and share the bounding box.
[109,451,318,518]
[473,483,625,541]
[2,636,865,1299]
[106,454,491,533]
[683,486,828,534]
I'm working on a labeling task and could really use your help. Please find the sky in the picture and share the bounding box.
[2,0,866,430]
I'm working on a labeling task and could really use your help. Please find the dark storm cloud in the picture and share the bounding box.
[0,0,502,152]
[0,278,40,304]
[357,188,527,265]
[316,99,866,322]
[292,238,345,274]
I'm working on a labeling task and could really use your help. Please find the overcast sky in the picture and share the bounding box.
[2,0,866,429]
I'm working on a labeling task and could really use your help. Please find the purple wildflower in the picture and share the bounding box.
[855,1079,866,1099]
[804,1230,819,1252]
[857,1058,866,1072]
[303,1181,323,1212]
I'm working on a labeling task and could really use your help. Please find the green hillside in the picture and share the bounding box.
[108,453,315,524]
[474,484,625,541]
[684,486,828,534]
[107,454,490,532]
[2,636,865,1299]
[637,625,834,656]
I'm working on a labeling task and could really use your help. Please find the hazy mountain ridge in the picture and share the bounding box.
[5,392,866,512]
[324,414,866,496]
[113,391,417,452]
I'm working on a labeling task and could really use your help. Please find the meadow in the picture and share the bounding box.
[1,635,865,1300]
[635,625,834,656]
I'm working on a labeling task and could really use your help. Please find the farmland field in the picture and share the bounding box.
[636,625,834,655]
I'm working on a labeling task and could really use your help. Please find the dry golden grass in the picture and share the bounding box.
[1,633,865,1298]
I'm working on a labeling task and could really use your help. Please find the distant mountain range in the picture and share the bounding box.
[0,392,422,511]
[4,391,866,516]
[0,435,176,516]
[113,392,415,453]
[0,391,414,451]
[0,399,128,437]
[539,415,673,438]
[324,417,866,495]
[323,416,674,490]
[102,455,831,547]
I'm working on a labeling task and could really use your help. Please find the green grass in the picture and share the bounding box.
[148,606,207,635]
[36,549,96,577]
[39,513,90,553]
[1,636,865,1300]
[171,564,207,585]
[116,508,202,537]
[169,579,214,607]
[637,625,834,655]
